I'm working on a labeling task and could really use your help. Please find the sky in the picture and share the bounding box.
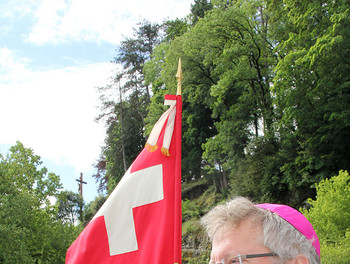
[0,0,193,203]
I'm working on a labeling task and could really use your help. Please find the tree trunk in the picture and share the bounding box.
[119,84,127,172]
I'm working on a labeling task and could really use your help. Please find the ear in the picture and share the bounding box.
[290,255,309,264]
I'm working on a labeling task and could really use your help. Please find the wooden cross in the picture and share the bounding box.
[76,172,87,197]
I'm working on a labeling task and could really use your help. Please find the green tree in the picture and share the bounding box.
[181,0,277,192]
[95,20,162,193]
[0,142,81,263]
[162,18,189,43]
[272,0,350,203]
[190,0,213,25]
[301,170,350,263]
[95,94,147,193]
[56,190,84,225]
[115,20,161,109]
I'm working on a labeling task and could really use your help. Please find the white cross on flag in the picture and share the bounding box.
[66,94,182,264]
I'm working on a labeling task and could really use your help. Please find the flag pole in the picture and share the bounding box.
[174,58,183,264]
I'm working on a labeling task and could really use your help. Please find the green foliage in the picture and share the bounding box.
[318,233,350,264]
[301,170,350,263]
[230,137,292,204]
[182,218,211,264]
[301,171,350,241]
[56,191,84,225]
[273,0,350,188]
[181,186,221,263]
[162,19,189,43]
[190,0,213,25]
[182,199,201,222]
[83,194,107,225]
[0,142,82,263]
[182,184,220,221]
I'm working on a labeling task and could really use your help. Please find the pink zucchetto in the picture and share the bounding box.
[255,203,321,258]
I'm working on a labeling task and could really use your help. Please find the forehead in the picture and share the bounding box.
[211,220,266,261]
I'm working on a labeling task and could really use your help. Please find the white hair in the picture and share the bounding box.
[200,197,320,264]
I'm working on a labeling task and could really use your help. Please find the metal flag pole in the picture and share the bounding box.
[174,57,183,264]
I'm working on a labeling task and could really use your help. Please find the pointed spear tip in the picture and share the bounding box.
[176,58,183,95]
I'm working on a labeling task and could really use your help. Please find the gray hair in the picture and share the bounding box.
[200,197,320,264]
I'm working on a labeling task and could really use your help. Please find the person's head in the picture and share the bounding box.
[200,197,320,264]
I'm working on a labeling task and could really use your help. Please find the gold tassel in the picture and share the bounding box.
[145,143,158,152]
[161,147,171,157]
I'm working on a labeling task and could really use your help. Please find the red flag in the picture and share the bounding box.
[66,94,182,264]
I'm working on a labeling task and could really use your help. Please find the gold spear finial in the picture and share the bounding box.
[176,58,183,96]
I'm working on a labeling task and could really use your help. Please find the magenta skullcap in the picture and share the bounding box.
[255,203,320,258]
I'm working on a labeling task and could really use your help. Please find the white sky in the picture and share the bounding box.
[0,0,193,202]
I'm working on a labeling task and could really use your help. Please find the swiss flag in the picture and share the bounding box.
[66,94,182,264]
